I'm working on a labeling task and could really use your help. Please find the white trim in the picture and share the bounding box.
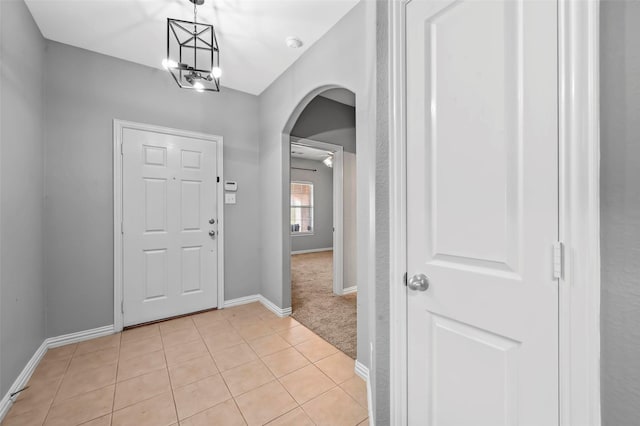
[0,325,115,422]
[558,0,601,424]
[0,341,47,421]
[291,247,333,255]
[113,119,225,332]
[46,325,115,349]
[341,286,358,295]
[291,138,344,296]
[388,0,601,424]
[355,360,374,426]
[223,294,292,318]
[258,295,292,318]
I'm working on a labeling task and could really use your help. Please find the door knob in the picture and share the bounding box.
[209,230,216,237]
[408,273,429,291]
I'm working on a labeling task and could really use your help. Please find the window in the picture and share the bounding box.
[291,182,314,235]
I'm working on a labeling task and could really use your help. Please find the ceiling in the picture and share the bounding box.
[24,0,359,95]
[291,144,331,162]
[319,88,355,107]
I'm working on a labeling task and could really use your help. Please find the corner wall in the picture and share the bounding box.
[0,0,46,396]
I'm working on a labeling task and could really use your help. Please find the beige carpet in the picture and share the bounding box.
[291,251,357,359]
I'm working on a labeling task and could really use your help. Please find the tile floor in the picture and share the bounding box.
[1,302,369,426]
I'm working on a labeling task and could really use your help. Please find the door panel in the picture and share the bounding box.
[406,0,559,424]
[123,128,218,326]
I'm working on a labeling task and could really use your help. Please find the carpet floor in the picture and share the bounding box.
[291,251,357,359]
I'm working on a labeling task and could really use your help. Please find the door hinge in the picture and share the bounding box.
[217,176,220,183]
[553,241,564,280]
[403,272,408,286]
[121,300,124,314]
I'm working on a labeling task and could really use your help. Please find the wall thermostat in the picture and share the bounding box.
[224,181,238,192]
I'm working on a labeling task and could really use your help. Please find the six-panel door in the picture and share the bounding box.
[122,128,218,326]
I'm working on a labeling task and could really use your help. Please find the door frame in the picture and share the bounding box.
[388,1,601,425]
[290,137,345,295]
[112,119,225,332]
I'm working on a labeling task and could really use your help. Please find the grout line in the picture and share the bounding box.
[158,324,181,425]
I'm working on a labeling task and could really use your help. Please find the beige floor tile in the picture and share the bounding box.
[234,381,297,426]
[266,407,314,426]
[159,317,195,334]
[221,360,275,396]
[180,399,247,426]
[79,414,111,425]
[302,387,367,426]
[75,334,121,356]
[234,323,274,341]
[117,349,166,382]
[295,337,339,362]
[220,306,258,321]
[315,352,356,384]
[212,343,258,372]
[28,358,70,385]
[197,319,234,338]
[357,418,370,426]
[67,347,119,374]
[44,384,114,426]
[2,407,49,426]
[55,362,117,403]
[262,316,300,332]
[278,326,316,346]
[161,327,202,348]
[203,330,245,354]
[248,334,291,357]
[169,354,218,388]
[261,347,310,378]
[121,324,160,343]
[279,364,336,404]
[112,391,177,426]
[164,338,209,367]
[41,344,77,363]
[192,310,227,329]
[8,376,60,417]
[340,376,368,408]
[173,374,232,420]
[241,302,271,316]
[119,334,163,360]
[114,368,171,410]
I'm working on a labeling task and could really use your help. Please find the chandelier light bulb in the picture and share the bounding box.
[193,81,205,92]
[211,67,222,79]
[162,58,178,69]
[323,155,333,168]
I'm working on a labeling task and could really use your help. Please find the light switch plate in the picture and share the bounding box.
[225,193,236,204]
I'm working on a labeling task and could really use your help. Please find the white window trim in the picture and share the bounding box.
[387,1,601,425]
[290,180,315,236]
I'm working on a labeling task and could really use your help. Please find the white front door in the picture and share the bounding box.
[122,127,219,326]
[406,0,559,425]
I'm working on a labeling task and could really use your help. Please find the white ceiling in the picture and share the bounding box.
[319,87,355,107]
[24,0,359,95]
[291,144,331,161]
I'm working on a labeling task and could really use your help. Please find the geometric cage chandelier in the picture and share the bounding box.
[162,0,221,92]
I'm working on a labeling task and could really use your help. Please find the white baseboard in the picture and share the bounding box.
[223,294,261,308]
[223,294,292,318]
[0,324,115,422]
[342,286,358,295]
[291,247,333,255]
[355,360,374,425]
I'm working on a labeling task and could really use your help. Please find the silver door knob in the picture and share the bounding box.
[408,273,429,291]
[209,230,216,237]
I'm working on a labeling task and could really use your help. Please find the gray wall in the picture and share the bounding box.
[291,158,333,252]
[600,1,640,424]
[258,1,377,372]
[291,96,356,153]
[0,0,46,396]
[43,41,261,336]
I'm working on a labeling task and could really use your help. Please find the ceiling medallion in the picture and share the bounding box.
[162,0,221,92]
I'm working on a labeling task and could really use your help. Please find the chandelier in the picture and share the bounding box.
[162,0,221,92]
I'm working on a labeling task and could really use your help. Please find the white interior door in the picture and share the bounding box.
[406,0,559,425]
[122,127,218,326]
